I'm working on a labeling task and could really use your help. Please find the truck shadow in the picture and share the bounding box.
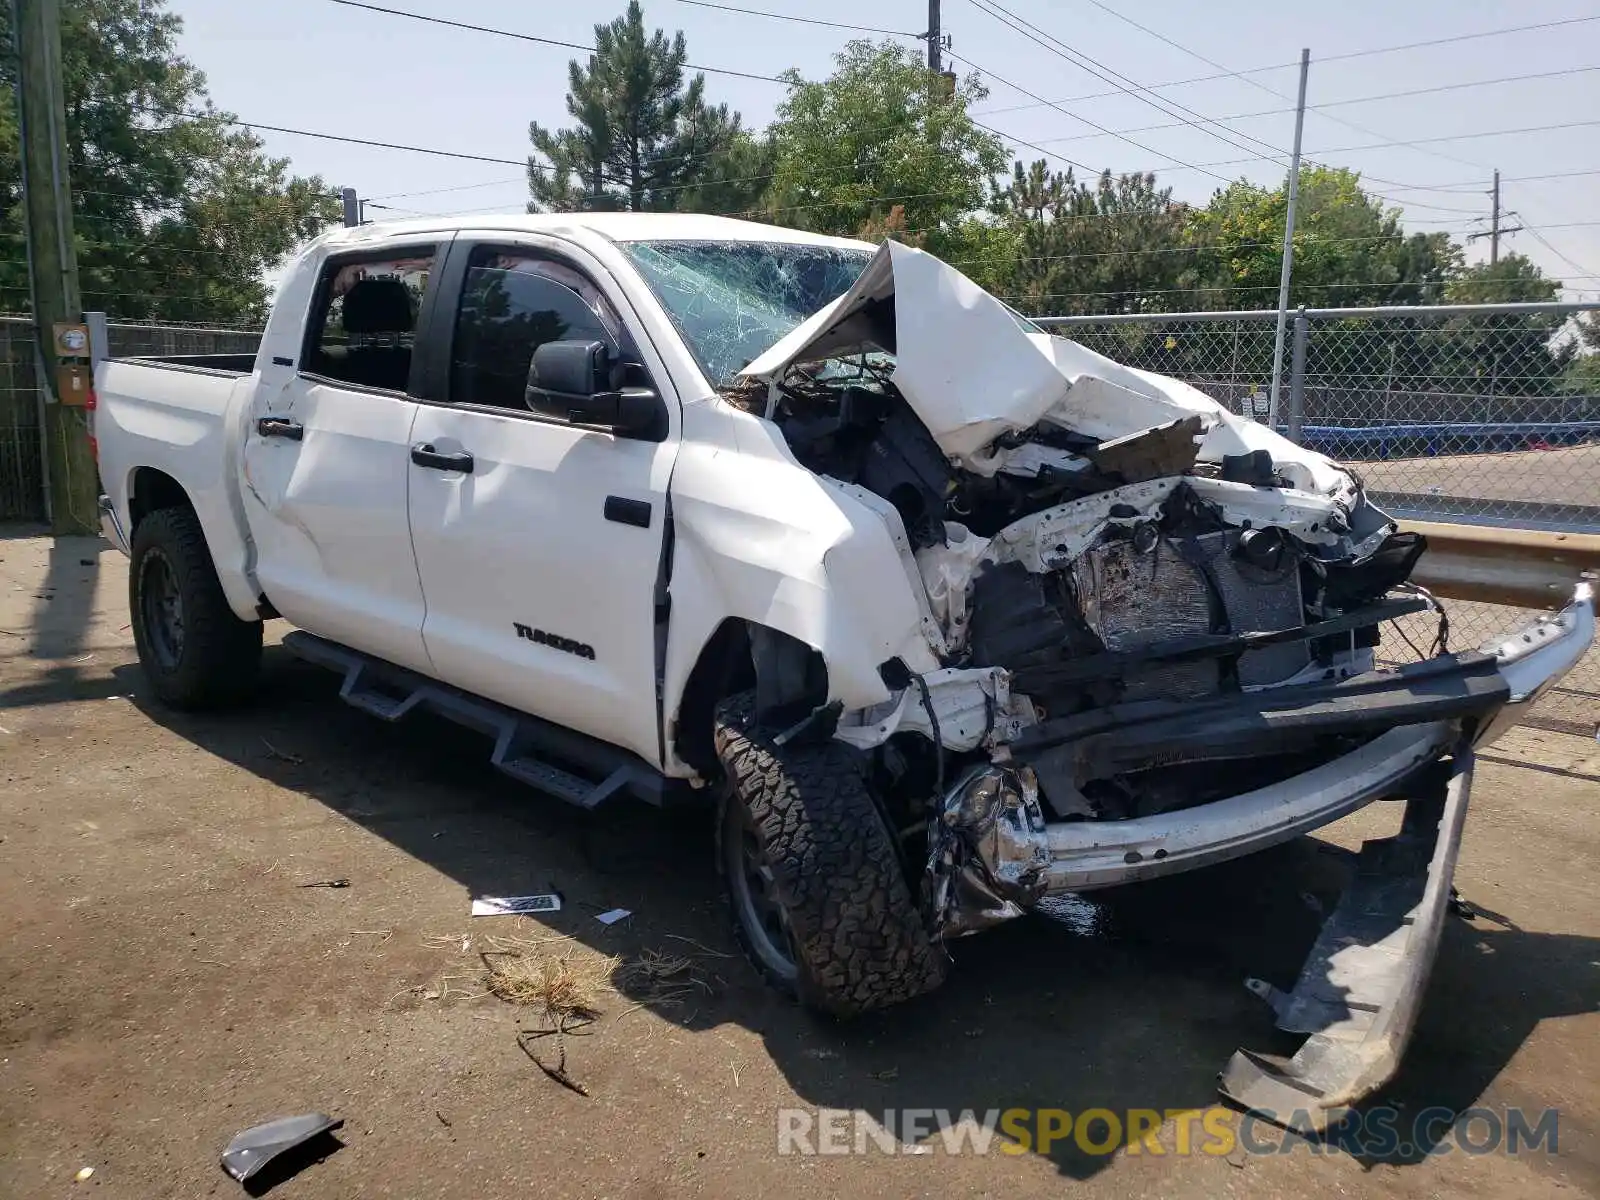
[115,645,1599,1182]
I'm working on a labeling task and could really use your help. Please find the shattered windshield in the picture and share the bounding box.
[620,240,874,389]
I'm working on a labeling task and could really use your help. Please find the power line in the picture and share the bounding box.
[126,102,541,169]
[663,0,917,37]
[1071,0,1489,175]
[960,0,1295,171]
[1516,219,1600,280]
[108,104,1600,229]
[1362,167,1600,195]
[946,46,1256,184]
[368,176,526,203]
[970,14,1600,121]
[329,0,790,84]
[977,118,1600,182]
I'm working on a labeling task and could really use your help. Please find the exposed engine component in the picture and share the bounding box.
[857,401,956,548]
[1072,535,1222,703]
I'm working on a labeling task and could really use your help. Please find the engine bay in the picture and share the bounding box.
[725,369,1439,825]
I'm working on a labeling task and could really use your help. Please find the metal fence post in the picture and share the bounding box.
[1286,306,1308,445]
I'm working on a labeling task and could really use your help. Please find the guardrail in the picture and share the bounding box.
[1403,520,1600,610]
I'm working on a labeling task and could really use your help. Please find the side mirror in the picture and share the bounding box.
[525,340,666,441]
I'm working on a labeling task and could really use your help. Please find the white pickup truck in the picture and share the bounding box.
[95,213,1592,1130]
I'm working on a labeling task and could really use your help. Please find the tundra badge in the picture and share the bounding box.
[514,622,596,661]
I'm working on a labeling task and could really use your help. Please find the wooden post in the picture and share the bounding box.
[11,0,98,533]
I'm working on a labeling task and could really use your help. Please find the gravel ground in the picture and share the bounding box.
[2,530,1597,1199]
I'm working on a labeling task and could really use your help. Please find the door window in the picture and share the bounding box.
[449,251,626,410]
[305,251,435,391]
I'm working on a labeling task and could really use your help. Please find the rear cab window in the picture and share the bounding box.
[303,250,436,392]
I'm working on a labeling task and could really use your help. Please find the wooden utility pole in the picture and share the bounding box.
[926,0,941,74]
[11,0,97,533]
[1468,169,1521,266]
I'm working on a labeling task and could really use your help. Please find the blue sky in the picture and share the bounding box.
[173,0,1600,301]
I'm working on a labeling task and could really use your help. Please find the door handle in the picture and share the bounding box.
[256,416,304,441]
[410,442,475,474]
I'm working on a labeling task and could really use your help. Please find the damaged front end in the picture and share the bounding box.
[733,235,1594,1123]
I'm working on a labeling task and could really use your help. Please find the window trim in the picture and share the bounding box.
[297,242,442,397]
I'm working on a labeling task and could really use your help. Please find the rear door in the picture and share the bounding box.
[405,240,679,765]
[241,242,446,675]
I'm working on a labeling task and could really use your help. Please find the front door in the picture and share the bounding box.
[240,244,443,675]
[406,243,678,766]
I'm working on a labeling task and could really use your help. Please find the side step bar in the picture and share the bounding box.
[283,632,674,810]
[1217,745,1476,1133]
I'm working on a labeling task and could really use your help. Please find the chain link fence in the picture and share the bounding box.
[0,315,263,521]
[1,305,1593,732]
[1039,302,1599,733]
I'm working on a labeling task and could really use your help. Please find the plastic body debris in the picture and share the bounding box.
[470,893,563,917]
[595,908,632,926]
[221,1113,343,1185]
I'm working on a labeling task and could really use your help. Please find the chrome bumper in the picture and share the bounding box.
[1473,580,1595,747]
[98,494,130,555]
[1042,722,1454,892]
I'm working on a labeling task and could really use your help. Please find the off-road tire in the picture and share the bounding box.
[714,694,947,1016]
[129,506,262,710]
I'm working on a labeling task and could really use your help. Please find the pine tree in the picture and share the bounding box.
[527,2,745,213]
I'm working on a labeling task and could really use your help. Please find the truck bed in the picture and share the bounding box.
[94,355,264,621]
[112,352,258,375]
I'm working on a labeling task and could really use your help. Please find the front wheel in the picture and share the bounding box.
[714,695,947,1016]
[129,506,262,710]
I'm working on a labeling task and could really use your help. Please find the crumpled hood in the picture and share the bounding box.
[740,239,1351,496]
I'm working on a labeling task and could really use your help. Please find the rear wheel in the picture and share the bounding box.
[714,694,946,1016]
[129,506,262,710]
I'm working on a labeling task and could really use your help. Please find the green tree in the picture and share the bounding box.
[1434,255,1567,399]
[527,1,746,213]
[1443,254,1560,305]
[763,41,1008,264]
[1558,311,1600,395]
[664,129,774,218]
[1185,166,1459,310]
[992,162,1191,316]
[0,0,338,323]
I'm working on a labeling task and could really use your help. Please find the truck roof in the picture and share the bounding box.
[316,211,874,255]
